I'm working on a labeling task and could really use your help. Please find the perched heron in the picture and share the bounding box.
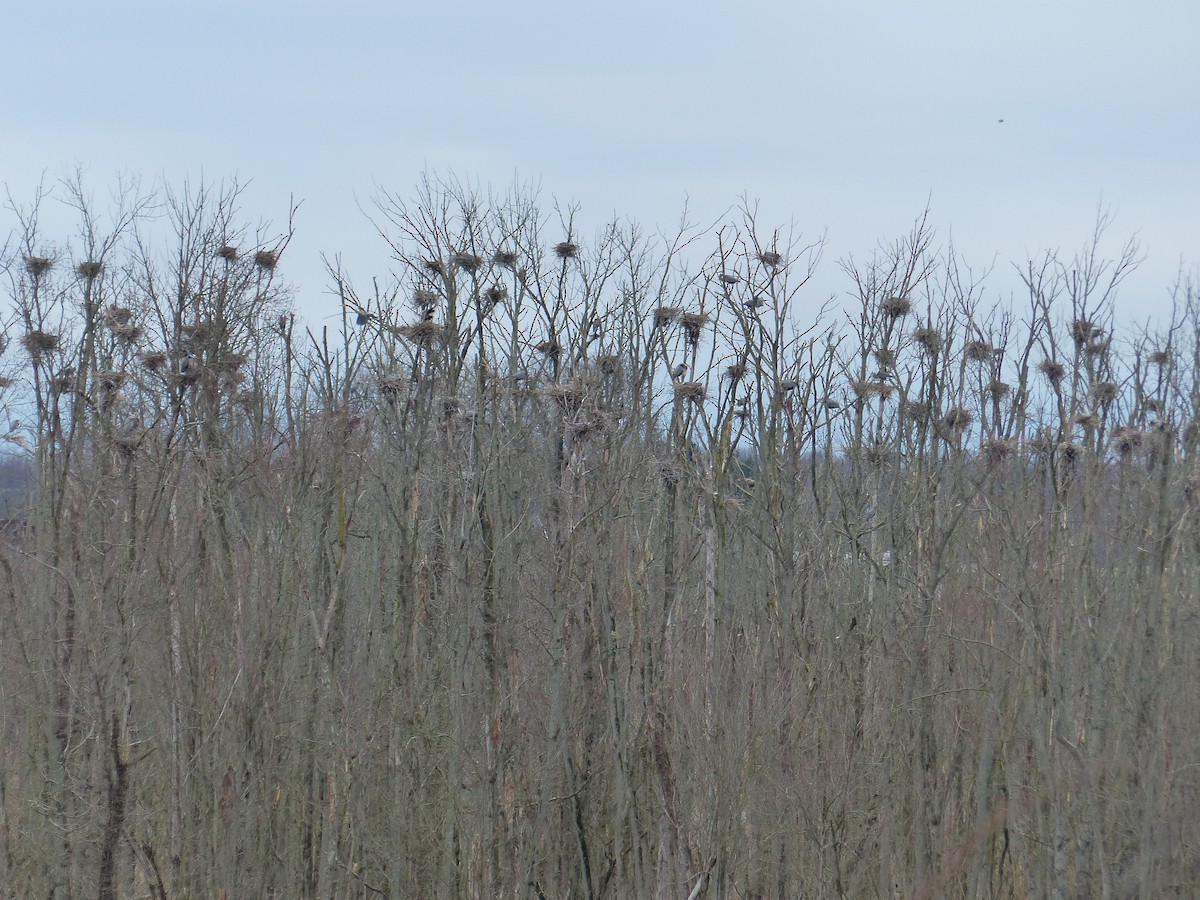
[671,362,687,380]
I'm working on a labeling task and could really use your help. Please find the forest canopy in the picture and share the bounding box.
[1,174,1197,898]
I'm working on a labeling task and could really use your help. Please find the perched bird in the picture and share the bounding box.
[780,378,799,392]
[422,307,435,322]
[671,362,688,380]
[744,295,767,310]
[179,355,202,382]
[355,310,374,326]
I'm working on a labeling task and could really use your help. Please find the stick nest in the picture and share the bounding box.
[672,381,706,405]
[680,312,711,346]
[492,249,519,269]
[881,295,912,318]
[398,321,452,347]
[23,331,61,357]
[912,327,943,356]
[25,256,53,277]
[451,251,484,273]
[653,305,682,329]
[1037,359,1066,384]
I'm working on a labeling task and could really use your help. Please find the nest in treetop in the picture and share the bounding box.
[493,248,519,269]
[941,406,973,431]
[985,379,1010,400]
[567,417,606,443]
[179,323,212,347]
[757,250,783,268]
[911,327,943,355]
[398,321,452,347]
[1058,442,1083,463]
[22,330,61,356]
[554,241,579,260]
[903,400,929,422]
[874,347,895,369]
[49,370,73,394]
[76,261,104,280]
[983,438,1017,466]
[658,460,681,486]
[254,250,278,271]
[483,284,508,307]
[596,354,621,376]
[413,288,438,309]
[423,258,446,276]
[1091,381,1118,404]
[220,352,248,372]
[217,245,238,262]
[104,305,133,328]
[964,340,994,363]
[1149,349,1171,366]
[850,379,894,402]
[543,381,587,412]
[1185,473,1200,506]
[680,311,711,346]
[378,374,405,398]
[881,295,912,319]
[115,427,146,454]
[1085,339,1110,358]
[1070,319,1098,346]
[862,443,891,468]
[652,305,682,329]
[220,370,246,389]
[672,381,706,405]
[724,362,747,383]
[451,251,484,273]
[1112,426,1141,457]
[719,273,740,285]
[25,256,53,277]
[1037,358,1066,384]
[139,350,168,372]
[95,370,127,392]
[535,339,561,359]
[1027,430,1056,455]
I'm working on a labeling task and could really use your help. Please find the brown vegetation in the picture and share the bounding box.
[0,176,1197,898]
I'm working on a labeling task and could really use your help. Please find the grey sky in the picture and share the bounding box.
[4,0,1197,325]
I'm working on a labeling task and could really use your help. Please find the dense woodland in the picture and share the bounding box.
[0,176,1197,898]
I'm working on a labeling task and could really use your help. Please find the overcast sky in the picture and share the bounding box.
[4,0,1197,327]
